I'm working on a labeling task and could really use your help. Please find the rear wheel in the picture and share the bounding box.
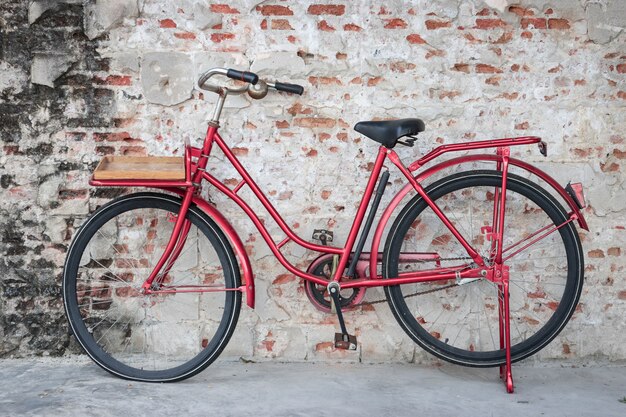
[63,193,241,382]
[383,171,583,367]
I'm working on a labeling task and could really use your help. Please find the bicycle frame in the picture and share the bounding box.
[90,120,588,311]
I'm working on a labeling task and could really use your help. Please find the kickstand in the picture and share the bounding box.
[328,282,357,350]
[498,276,514,393]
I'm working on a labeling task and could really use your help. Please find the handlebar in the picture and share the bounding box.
[197,67,304,98]
[226,69,259,85]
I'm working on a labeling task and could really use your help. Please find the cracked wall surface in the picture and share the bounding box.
[1,0,625,363]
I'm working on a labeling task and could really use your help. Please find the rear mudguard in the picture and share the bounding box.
[166,188,255,308]
[369,154,589,279]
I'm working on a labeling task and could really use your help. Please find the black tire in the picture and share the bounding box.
[63,192,241,382]
[383,170,583,367]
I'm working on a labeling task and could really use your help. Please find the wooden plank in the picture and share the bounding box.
[93,156,186,180]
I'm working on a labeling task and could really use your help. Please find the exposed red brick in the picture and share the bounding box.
[287,102,312,115]
[260,334,275,352]
[485,76,501,85]
[343,23,362,31]
[438,90,460,99]
[294,117,336,128]
[121,146,146,156]
[272,274,295,284]
[93,131,131,142]
[515,121,529,129]
[231,147,248,156]
[508,6,534,17]
[94,75,132,86]
[271,19,293,30]
[384,18,407,29]
[315,341,334,351]
[276,120,289,129]
[600,161,620,172]
[159,18,177,28]
[210,33,235,43]
[425,19,451,30]
[256,5,293,16]
[174,31,196,39]
[464,33,482,43]
[406,34,427,44]
[287,35,297,43]
[475,18,506,29]
[336,52,347,59]
[305,148,318,157]
[616,63,626,73]
[307,4,345,16]
[588,249,605,258]
[389,61,416,73]
[545,8,554,15]
[425,49,446,59]
[613,149,626,159]
[452,63,470,73]
[521,30,533,39]
[476,63,502,73]
[476,8,491,16]
[59,189,88,199]
[210,4,240,14]
[367,76,383,86]
[521,17,547,29]
[318,132,331,141]
[548,18,570,30]
[318,20,335,31]
[608,247,621,256]
[494,31,513,44]
[308,76,342,86]
[618,290,626,300]
[96,146,114,155]
[260,19,268,30]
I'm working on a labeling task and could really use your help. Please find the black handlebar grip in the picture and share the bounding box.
[226,68,259,85]
[274,81,304,95]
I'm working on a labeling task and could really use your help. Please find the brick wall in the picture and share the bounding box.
[1,0,625,362]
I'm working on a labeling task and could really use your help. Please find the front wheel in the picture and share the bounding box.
[383,170,583,367]
[63,192,242,382]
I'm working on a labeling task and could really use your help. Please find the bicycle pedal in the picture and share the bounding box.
[334,333,357,350]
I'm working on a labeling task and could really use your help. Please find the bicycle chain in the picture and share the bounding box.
[349,256,474,308]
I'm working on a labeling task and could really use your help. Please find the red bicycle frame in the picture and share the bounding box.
[90,125,587,308]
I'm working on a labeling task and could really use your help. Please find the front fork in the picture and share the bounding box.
[141,187,195,291]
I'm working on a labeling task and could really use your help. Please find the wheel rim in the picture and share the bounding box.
[385,172,581,365]
[65,197,238,378]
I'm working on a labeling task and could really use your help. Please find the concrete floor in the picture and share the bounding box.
[0,357,624,417]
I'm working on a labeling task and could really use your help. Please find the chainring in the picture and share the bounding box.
[304,256,366,313]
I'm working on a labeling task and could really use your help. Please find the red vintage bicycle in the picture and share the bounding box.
[63,68,587,392]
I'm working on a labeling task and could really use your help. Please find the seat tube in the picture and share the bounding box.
[332,147,387,282]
